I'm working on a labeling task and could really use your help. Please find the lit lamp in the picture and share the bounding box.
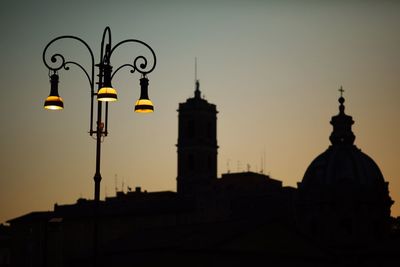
[134,77,154,113]
[97,64,117,102]
[44,73,64,110]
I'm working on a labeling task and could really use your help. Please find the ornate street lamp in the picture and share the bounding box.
[42,27,156,265]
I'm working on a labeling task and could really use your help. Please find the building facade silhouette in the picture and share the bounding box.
[3,82,398,267]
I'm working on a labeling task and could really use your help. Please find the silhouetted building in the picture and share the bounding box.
[177,80,218,195]
[297,95,394,248]
[6,212,53,267]
[5,84,399,266]
[0,224,11,267]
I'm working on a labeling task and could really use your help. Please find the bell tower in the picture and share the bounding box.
[177,80,218,195]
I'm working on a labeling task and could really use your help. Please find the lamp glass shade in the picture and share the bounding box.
[44,73,64,110]
[134,99,154,113]
[44,96,64,110]
[134,77,153,113]
[97,87,118,102]
[98,64,117,102]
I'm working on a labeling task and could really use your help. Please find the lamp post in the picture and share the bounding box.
[42,27,156,266]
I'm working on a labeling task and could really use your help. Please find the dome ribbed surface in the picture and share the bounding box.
[301,145,385,187]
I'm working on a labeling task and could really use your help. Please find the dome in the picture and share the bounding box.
[301,145,385,187]
[300,92,386,188]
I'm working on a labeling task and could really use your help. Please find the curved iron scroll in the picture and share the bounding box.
[42,35,95,90]
[110,39,157,76]
[111,64,135,80]
[43,35,96,134]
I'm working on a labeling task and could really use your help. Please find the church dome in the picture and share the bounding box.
[302,146,385,187]
[301,91,385,188]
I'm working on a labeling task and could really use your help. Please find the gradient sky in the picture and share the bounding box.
[0,0,399,224]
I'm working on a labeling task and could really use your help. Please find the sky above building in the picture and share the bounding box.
[0,0,399,224]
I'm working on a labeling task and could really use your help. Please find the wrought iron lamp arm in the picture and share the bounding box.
[109,39,157,77]
[42,35,95,89]
[42,35,96,133]
[63,61,93,88]
[110,64,135,80]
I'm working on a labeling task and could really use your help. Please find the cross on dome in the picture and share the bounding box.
[338,86,345,97]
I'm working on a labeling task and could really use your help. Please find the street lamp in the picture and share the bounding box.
[43,26,156,201]
[42,27,156,265]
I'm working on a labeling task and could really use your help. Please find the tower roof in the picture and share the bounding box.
[178,79,217,113]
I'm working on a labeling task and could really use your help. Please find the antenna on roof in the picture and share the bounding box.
[195,57,197,82]
[114,174,118,194]
[237,160,242,172]
[122,178,125,193]
[261,146,266,174]
[260,153,264,174]
[227,159,231,173]
[194,57,201,98]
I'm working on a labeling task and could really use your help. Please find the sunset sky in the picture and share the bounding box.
[0,0,399,224]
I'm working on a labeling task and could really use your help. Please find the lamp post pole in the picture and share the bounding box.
[42,27,156,266]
